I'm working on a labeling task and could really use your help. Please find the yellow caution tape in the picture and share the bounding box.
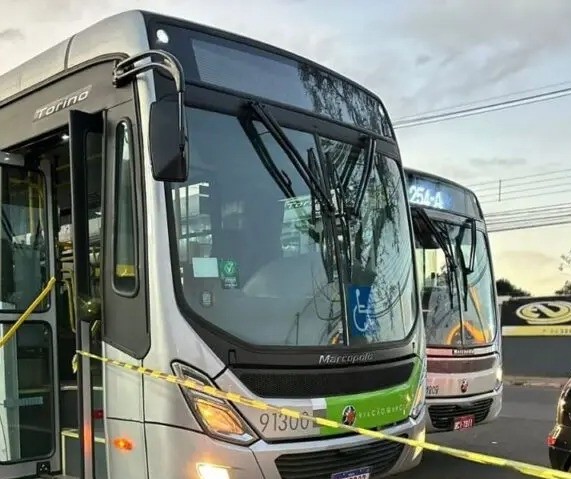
[77,349,571,479]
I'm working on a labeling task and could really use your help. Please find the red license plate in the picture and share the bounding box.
[453,414,475,430]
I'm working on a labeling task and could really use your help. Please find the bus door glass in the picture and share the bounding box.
[0,154,57,478]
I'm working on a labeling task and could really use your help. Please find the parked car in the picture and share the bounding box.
[548,378,571,471]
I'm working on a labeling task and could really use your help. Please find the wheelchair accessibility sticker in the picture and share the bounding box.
[347,285,372,336]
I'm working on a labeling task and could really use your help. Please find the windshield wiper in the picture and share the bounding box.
[307,147,335,283]
[239,112,324,247]
[339,143,365,191]
[239,115,296,198]
[240,103,343,284]
[335,136,375,219]
[248,102,335,215]
[352,137,376,218]
[310,144,353,279]
[415,208,458,307]
[456,218,477,311]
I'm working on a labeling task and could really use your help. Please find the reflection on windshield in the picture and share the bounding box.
[458,230,496,345]
[415,221,496,347]
[167,107,416,347]
[415,244,462,346]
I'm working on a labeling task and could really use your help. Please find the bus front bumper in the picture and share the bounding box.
[143,409,426,479]
[426,387,502,433]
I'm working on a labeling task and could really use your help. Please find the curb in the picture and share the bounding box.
[504,376,568,388]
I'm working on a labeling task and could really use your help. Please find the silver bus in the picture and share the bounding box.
[405,168,502,433]
[0,10,426,479]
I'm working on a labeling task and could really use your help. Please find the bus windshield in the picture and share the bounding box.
[416,220,496,347]
[167,107,416,347]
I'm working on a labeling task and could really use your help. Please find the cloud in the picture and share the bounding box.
[415,54,431,67]
[356,0,571,116]
[0,28,23,43]
[469,157,528,169]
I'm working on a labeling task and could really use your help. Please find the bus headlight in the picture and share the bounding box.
[172,362,258,446]
[410,357,427,419]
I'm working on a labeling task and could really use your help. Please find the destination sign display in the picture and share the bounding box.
[405,171,482,219]
[152,23,390,137]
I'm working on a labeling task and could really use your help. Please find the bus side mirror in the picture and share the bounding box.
[149,99,188,182]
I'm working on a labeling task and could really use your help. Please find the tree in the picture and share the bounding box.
[298,63,388,136]
[555,281,571,296]
[555,251,571,295]
[496,278,530,297]
[559,249,571,273]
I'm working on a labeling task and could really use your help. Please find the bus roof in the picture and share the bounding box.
[0,10,151,106]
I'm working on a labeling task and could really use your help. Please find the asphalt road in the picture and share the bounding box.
[399,385,561,479]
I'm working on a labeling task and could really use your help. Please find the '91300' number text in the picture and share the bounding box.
[259,412,312,433]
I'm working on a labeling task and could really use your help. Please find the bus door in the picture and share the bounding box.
[0,150,59,478]
[68,109,104,479]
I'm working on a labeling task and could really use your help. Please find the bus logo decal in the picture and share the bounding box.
[318,352,375,366]
[515,300,571,325]
[342,405,356,426]
[460,379,469,394]
[33,84,92,121]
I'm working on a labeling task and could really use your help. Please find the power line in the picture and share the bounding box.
[485,202,571,218]
[452,171,571,206]
[466,168,571,190]
[487,209,571,224]
[394,80,571,122]
[485,202,571,232]
[392,85,571,129]
[390,85,571,231]
[488,218,571,233]
[479,187,571,205]
[472,175,570,194]
[478,186,571,203]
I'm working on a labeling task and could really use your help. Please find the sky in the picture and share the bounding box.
[1,0,570,296]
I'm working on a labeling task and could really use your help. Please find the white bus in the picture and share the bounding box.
[0,10,426,479]
[405,168,502,433]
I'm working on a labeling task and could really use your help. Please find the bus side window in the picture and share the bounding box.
[113,120,138,295]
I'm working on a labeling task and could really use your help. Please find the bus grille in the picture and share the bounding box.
[232,359,414,399]
[274,436,406,479]
[427,355,497,374]
[429,398,493,430]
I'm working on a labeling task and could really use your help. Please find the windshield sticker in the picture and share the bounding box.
[347,285,373,337]
[219,259,239,289]
[200,291,213,308]
[192,257,219,278]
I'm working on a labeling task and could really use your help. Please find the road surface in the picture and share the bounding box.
[399,385,561,478]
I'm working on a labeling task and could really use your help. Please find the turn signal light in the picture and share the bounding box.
[113,437,134,452]
[196,398,245,435]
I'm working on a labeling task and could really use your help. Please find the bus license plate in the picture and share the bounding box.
[453,414,475,430]
[331,467,371,479]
